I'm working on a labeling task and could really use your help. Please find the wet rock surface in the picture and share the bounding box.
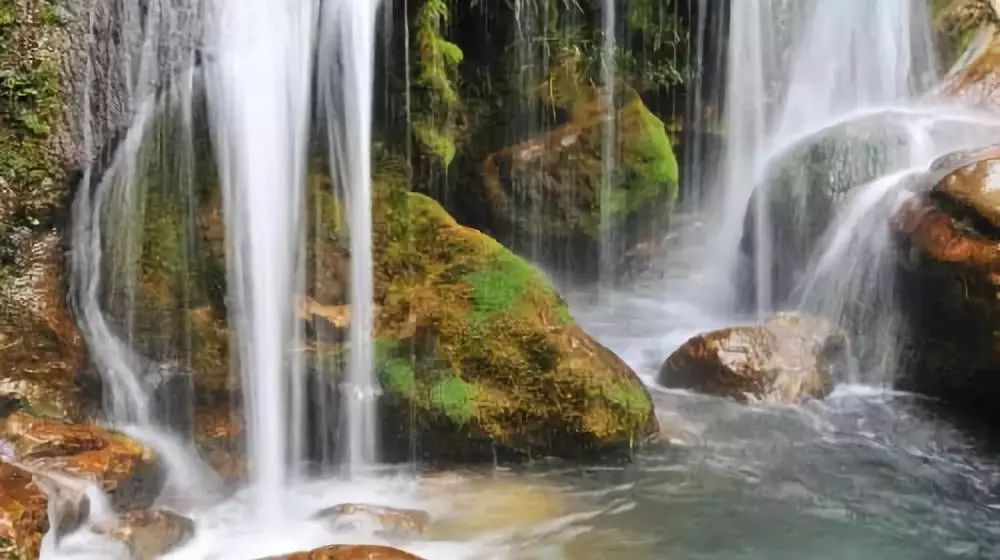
[93,508,195,560]
[472,90,678,278]
[0,413,161,509]
[312,503,430,536]
[658,313,846,404]
[264,544,425,560]
[892,145,1000,417]
[0,461,49,559]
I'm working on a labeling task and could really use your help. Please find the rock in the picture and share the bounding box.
[0,461,49,559]
[93,509,195,560]
[0,413,162,510]
[263,545,425,560]
[658,313,846,404]
[938,24,1000,111]
[370,186,657,461]
[31,469,91,544]
[891,146,1000,417]
[312,503,429,536]
[740,114,932,306]
[472,89,678,278]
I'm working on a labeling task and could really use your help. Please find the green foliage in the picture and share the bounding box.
[464,248,537,324]
[414,0,464,167]
[429,376,476,424]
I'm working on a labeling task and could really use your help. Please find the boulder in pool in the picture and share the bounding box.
[93,508,195,560]
[369,186,658,461]
[312,503,430,536]
[657,313,846,404]
[263,544,425,560]
[892,144,1000,418]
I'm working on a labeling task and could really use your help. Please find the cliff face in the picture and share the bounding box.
[0,0,198,420]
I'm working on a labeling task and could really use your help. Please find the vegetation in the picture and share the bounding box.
[413,0,464,167]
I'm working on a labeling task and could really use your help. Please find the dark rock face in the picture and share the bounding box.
[892,145,1000,417]
[658,313,846,405]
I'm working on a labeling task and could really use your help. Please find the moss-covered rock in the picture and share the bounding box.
[477,89,678,278]
[369,181,657,461]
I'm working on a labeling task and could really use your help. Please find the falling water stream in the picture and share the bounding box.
[49,0,1000,558]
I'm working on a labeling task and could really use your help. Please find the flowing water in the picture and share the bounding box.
[46,0,1000,558]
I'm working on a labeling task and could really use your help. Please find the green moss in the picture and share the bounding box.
[379,358,416,397]
[429,376,476,424]
[413,0,464,167]
[464,248,537,324]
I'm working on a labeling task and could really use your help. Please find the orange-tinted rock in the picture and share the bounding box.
[658,313,845,404]
[312,503,430,536]
[265,545,425,560]
[0,234,86,421]
[938,26,1000,111]
[0,413,161,509]
[0,461,49,559]
[891,146,1000,415]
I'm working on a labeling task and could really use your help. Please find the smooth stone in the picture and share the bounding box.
[658,312,846,404]
[312,503,430,536]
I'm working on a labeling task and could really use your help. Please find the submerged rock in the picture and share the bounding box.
[93,508,195,560]
[474,89,678,278]
[312,503,430,536]
[892,145,1000,417]
[264,545,424,560]
[370,187,657,461]
[658,313,846,404]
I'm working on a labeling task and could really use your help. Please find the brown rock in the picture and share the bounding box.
[0,461,49,559]
[264,545,425,560]
[892,146,1000,416]
[312,503,430,536]
[658,313,846,404]
[0,413,161,509]
[94,509,195,560]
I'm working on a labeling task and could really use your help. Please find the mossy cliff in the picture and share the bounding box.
[365,176,657,461]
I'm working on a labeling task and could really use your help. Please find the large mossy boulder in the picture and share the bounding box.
[892,145,1000,418]
[370,186,657,461]
[476,89,678,278]
[657,313,845,405]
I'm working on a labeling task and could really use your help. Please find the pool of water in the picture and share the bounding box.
[50,286,1000,560]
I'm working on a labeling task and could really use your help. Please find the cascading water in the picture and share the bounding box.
[597,0,617,288]
[204,0,316,514]
[318,0,382,475]
[704,0,938,315]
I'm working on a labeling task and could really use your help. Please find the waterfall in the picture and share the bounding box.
[204,0,316,515]
[69,0,384,519]
[702,0,937,313]
[598,0,618,288]
[318,0,382,476]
